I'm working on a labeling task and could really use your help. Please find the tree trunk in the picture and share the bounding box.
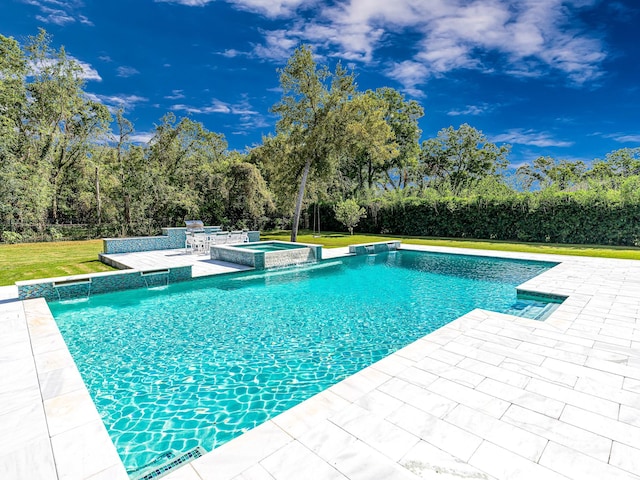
[95,166,102,225]
[124,195,131,226]
[291,157,312,242]
[52,174,59,224]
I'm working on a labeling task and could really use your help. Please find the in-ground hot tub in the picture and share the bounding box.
[210,241,322,269]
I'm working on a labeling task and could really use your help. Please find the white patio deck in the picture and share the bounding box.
[100,247,254,277]
[2,244,640,480]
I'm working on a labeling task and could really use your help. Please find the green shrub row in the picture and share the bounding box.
[334,193,640,246]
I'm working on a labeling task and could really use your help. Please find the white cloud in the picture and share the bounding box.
[172,99,231,114]
[272,0,607,93]
[171,97,258,116]
[154,0,213,6]
[28,56,102,82]
[116,66,140,77]
[220,49,245,58]
[85,92,148,112]
[228,0,308,18]
[252,29,300,61]
[78,14,93,26]
[27,0,93,26]
[170,96,269,132]
[73,59,102,81]
[492,129,574,147]
[602,133,640,144]
[36,11,74,25]
[129,132,155,144]
[385,60,429,97]
[447,104,493,116]
[155,0,308,17]
[164,89,186,100]
[614,135,640,143]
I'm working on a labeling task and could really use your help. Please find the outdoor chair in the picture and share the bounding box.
[184,232,196,254]
[212,232,229,245]
[192,233,209,255]
[228,231,244,244]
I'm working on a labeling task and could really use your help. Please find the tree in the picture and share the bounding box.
[0,34,29,224]
[334,199,366,235]
[419,124,510,195]
[516,156,586,190]
[271,45,396,242]
[223,154,274,229]
[604,147,640,177]
[371,87,423,190]
[0,34,27,165]
[24,29,112,223]
[270,46,356,241]
[144,113,227,227]
[339,88,423,194]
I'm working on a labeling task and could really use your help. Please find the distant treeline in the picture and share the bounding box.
[1,32,639,245]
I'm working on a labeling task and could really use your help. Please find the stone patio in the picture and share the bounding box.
[100,247,253,277]
[1,244,640,480]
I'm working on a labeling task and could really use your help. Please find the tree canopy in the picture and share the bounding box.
[1,30,639,245]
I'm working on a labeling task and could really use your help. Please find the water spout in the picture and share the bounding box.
[52,278,92,301]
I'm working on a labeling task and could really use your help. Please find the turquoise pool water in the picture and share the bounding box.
[49,250,556,476]
[233,241,308,252]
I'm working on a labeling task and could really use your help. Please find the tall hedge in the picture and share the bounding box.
[332,192,640,246]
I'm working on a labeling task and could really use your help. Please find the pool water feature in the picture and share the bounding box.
[49,250,558,476]
[210,240,320,269]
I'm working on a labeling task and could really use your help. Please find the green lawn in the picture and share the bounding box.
[262,230,640,260]
[0,239,115,286]
[1,232,639,286]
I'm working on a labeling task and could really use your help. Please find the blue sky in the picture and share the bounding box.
[2,0,639,166]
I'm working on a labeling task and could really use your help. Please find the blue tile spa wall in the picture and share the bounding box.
[103,227,224,254]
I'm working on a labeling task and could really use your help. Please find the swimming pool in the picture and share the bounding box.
[49,250,557,477]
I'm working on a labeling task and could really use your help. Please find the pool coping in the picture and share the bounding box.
[3,244,640,480]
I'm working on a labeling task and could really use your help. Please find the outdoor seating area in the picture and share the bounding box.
[185,230,249,254]
[101,221,259,255]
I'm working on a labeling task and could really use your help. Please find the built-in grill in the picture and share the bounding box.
[184,220,204,234]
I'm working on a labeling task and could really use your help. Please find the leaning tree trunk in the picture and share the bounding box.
[51,174,59,224]
[95,166,102,225]
[291,158,312,242]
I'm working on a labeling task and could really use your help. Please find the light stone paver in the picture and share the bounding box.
[525,377,620,418]
[475,377,565,418]
[329,403,421,462]
[500,404,612,462]
[2,244,640,479]
[100,247,253,277]
[468,441,569,480]
[443,404,548,461]
[260,440,348,480]
[538,441,638,480]
[609,442,640,476]
[399,440,496,480]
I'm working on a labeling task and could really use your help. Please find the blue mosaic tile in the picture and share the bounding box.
[16,266,193,301]
[103,227,230,254]
[349,241,400,255]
